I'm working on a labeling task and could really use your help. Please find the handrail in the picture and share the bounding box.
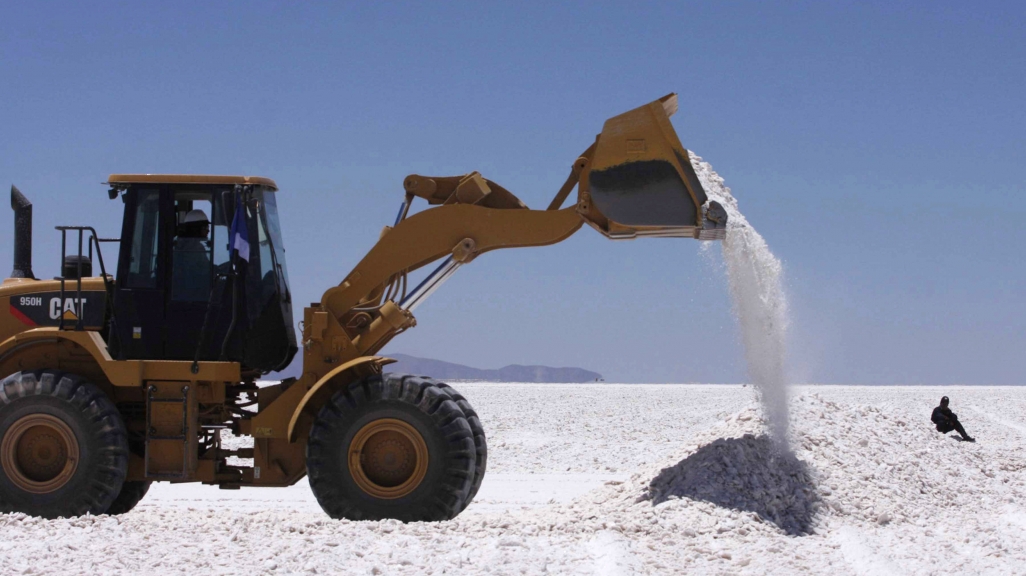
[54,226,121,354]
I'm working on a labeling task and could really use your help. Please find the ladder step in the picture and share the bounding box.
[145,382,194,479]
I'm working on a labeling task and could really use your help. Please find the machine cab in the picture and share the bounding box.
[106,175,297,374]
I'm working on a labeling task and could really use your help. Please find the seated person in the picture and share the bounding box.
[931,396,975,442]
[172,209,212,302]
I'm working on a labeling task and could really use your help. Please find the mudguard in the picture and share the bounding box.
[285,356,396,441]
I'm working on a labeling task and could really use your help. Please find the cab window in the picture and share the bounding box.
[126,189,160,289]
[262,191,290,303]
[249,199,278,308]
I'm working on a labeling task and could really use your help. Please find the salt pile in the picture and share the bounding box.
[692,154,792,446]
[642,432,818,536]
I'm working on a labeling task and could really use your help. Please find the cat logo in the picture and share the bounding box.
[51,297,86,320]
[9,291,105,328]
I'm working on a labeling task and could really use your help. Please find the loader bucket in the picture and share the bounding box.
[580,94,726,240]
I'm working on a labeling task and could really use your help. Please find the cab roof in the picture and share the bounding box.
[106,174,278,191]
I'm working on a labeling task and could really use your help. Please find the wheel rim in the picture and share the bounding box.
[1,414,80,494]
[348,418,428,499]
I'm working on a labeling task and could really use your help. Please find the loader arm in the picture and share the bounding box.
[297,92,727,389]
[320,203,584,319]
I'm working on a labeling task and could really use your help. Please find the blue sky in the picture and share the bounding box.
[1,2,1023,384]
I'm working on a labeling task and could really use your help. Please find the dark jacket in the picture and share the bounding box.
[931,406,957,426]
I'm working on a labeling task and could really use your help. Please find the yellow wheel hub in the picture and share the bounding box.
[348,418,428,499]
[1,414,79,494]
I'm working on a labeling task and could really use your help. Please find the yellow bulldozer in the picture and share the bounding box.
[0,94,725,520]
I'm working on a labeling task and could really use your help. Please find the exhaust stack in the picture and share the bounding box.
[10,185,35,279]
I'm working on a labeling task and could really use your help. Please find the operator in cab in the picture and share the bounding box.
[172,209,213,302]
[931,396,975,442]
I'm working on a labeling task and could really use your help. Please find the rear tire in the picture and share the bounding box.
[435,382,487,511]
[306,374,476,521]
[105,480,151,515]
[0,370,128,518]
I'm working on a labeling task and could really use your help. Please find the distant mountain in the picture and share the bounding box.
[270,353,602,383]
[384,353,602,383]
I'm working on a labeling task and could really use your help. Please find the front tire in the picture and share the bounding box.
[306,374,476,521]
[0,370,128,518]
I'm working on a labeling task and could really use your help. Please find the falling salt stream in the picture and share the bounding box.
[691,153,792,449]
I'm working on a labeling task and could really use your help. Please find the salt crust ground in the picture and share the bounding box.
[1,384,1024,575]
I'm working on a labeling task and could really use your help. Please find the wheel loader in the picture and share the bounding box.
[0,94,726,520]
